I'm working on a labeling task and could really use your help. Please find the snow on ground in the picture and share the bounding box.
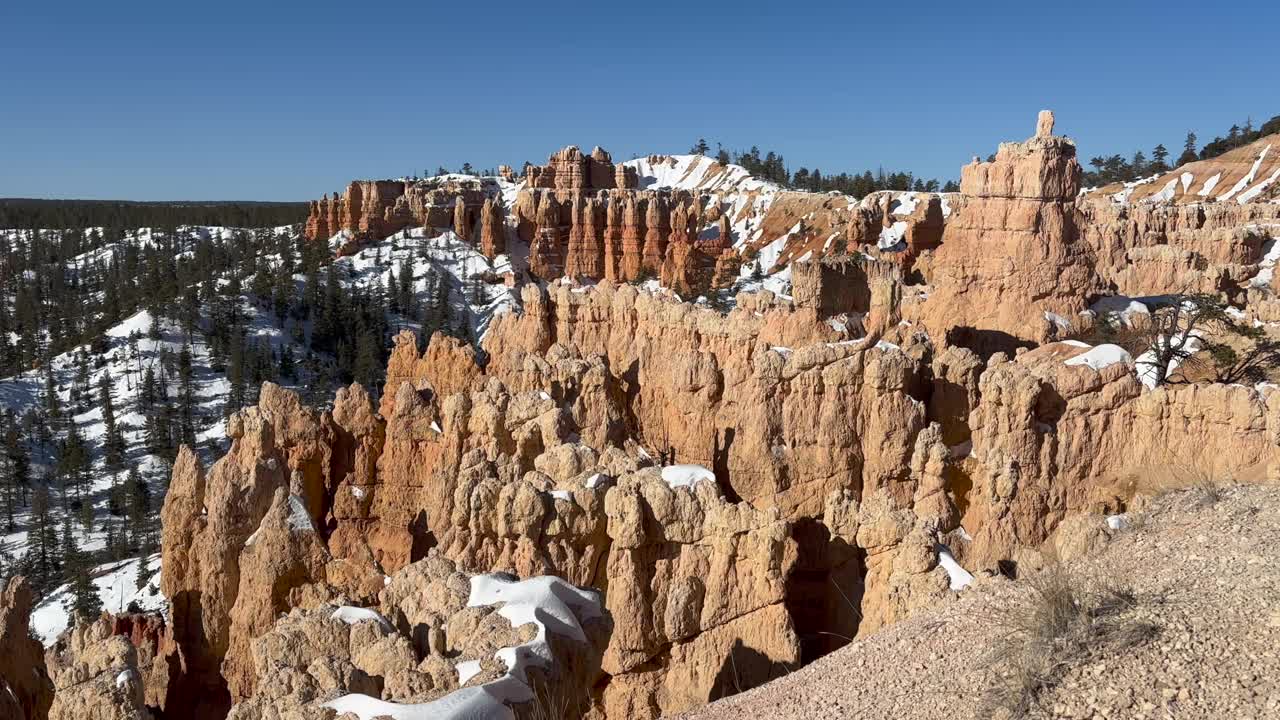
[325,573,600,720]
[1217,145,1270,202]
[30,553,163,646]
[877,220,908,250]
[1197,172,1222,197]
[333,227,519,342]
[2,221,512,595]
[1090,295,1160,326]
[1108,174,1161,205]
[1148,178,1180,203]
[0,301,307,572]
[1238,168,1280,204]
[1135,333,1203,390]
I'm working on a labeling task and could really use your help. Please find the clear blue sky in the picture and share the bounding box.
[2,0,1277,201]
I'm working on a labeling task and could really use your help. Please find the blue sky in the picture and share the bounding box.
[2,0,1277,200]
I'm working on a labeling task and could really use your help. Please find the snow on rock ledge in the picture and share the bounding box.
[660,464,716,489]
[329,606,392,632]
[1063,343,1133,372]
[322,573,601,720]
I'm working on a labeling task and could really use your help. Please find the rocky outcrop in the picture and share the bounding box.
[159,384,348,717]
[1,576,53,720]
[303,176,497,243]
[45,618,152,720]
[912,112,1102,355]
[1079,196,1280,298]
[524,145,637,192]
[958,343,1280,568]
[478,196,505,258]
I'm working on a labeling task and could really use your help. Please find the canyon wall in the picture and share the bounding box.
[39,112,1280,720]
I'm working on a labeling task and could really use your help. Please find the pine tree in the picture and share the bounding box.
[1177,131,1198,166]
[1152,144,1170,173]
[62,520,102,623]
[278,344,296,380]
[1131,151,1147,178]
[43,366,62,426]
[73,350,91,411]
[272,262,293,323]
[125,467,150,553]
[26,484,61,593]
[226,331,247,416]
[57,423,90,501]
[99,373,126,471]
[177,344,196,446]
[79,496,95,534]
[397,258,415,319]
[4,418,30,509]
[353,330,382,390]
[0,448,14,533]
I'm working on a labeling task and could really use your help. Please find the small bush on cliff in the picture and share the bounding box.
[1092,294,1279,387]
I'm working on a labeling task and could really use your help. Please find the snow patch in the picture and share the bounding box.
[1239,167,1280,204]
[330,606,393,632]
[877,221,908,251]
[937,545,974,591]
[1197,172,1222,197]
[1063,344,1132,371]
[31,554,164,646]
[287,495,315,532]
[660,464,715,489]
[1146,178,1179,204]
[1218,145,1270,202]
[116,669,137,690]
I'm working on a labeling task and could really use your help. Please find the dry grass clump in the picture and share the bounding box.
[980,565,1161,717]
[1125,456,1266,509]
[522,673,588,720]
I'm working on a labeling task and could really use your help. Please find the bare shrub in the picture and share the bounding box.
[521,673,588,720]
[980,565,1160,717]
[1129,462,1241,508]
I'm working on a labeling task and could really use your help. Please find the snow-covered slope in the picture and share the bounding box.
[333,227,519,341]
[30,553,163,645]
[1098,134,1280,206]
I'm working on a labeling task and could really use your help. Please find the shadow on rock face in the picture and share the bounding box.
[708,639,792,704]
[945,326,1035,362]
